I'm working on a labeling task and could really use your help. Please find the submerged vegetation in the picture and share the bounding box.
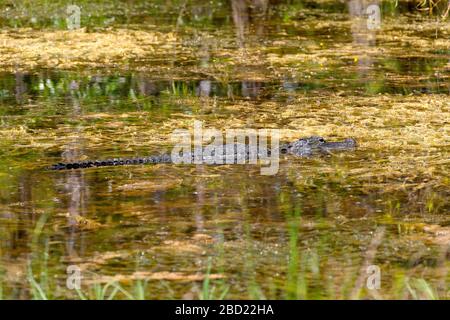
[0,0,448,300]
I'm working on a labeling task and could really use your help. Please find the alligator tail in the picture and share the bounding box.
[49,155,172,170]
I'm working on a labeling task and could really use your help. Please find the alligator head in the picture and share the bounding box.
[280,136,357,157]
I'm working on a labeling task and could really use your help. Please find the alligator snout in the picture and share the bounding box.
[283,136,357,156]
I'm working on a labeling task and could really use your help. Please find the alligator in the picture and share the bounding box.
[49,136,357,170]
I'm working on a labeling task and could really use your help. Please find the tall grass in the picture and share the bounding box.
[2,206,446,300]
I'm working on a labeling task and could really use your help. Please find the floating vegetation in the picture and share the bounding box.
[0,28,178,71]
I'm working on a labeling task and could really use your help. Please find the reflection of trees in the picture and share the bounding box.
[6,171,34,299]
[231,0,269,48]
[15,72,27,104]
[194,34,213,100]
[135,73,159,96]
[231,0,249,48]
[60,85,89,260]
[2,70,285,106]
[0,74,35,298]
[230,0,269,99]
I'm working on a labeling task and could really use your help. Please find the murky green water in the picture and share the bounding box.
[0,0,448,299]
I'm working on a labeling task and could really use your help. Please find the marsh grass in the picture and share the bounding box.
[2,272,445,300]
[4,243,447,300]
[198,258,229,300]
[285,207,303,299]
[405,278,439,300]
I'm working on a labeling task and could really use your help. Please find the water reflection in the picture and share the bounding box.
[231,0,269,47]
[63,92,88,259]
[0,66,446,114]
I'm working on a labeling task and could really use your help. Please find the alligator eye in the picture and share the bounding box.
[318,138,325,143]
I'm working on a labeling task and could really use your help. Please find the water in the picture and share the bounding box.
[0,0,448,299]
